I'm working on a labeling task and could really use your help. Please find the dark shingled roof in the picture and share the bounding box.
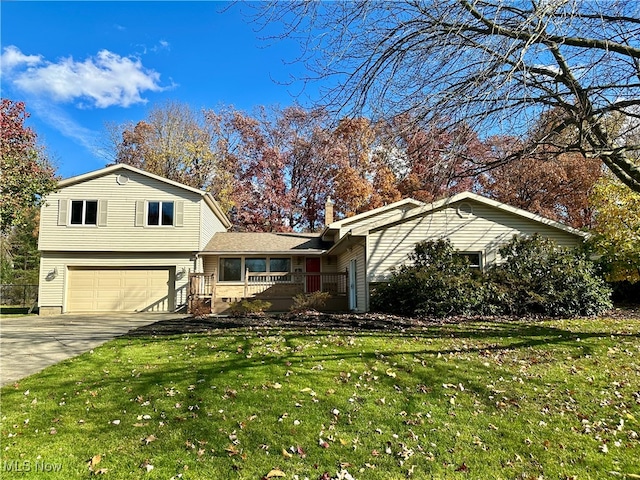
[201,232,331,254]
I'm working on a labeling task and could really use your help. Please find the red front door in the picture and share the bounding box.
[305,258,321,293]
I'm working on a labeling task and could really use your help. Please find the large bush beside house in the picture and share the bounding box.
[370,239,494,316]
[488,235,613,316]
[371,235,612,317]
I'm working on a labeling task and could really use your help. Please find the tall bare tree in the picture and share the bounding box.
[258,0,640,192]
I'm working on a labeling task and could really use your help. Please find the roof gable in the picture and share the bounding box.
[59,164,201,194]
[326,198,425,229]
[57,164,231,229]
[352,192,588,239]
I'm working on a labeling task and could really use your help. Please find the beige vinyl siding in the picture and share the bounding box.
[337,241,367,312]
[367,201,584,282]
[200,202,227,250]
[39,171,204,252]
[322,256,338,273]
[203,255,218,277]
[38,252,195,313]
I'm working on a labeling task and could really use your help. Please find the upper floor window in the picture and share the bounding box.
[148,201,174,226]
[70,200,98,225]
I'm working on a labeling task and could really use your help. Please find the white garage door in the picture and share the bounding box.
[67,268,171,312]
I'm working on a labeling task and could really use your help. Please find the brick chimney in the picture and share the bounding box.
[325,197,334,226]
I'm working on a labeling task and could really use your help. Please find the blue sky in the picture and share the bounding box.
[1,1,316,178]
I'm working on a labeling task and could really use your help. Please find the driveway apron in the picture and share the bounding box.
[0,313,180,386]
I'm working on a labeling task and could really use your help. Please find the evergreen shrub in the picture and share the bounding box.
[371,235,612,318]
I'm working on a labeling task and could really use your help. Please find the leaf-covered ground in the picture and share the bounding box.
[1,311,639,479]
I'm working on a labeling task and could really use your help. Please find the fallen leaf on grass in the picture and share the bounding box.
[88,454,101,468]
[226,444,240,456]
[264,469,285,478]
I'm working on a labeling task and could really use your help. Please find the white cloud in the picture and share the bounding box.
[1,45,43,71]
[136,40,171,55]
[2,46,167,108]
[29,98,106,162]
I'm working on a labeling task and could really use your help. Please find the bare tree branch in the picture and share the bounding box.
[256,0,640,192]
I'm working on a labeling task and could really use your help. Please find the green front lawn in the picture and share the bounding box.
[1,315,639,479]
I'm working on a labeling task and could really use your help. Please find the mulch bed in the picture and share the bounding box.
[122,306,640,337]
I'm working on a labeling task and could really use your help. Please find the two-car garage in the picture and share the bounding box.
[67,267,172,312]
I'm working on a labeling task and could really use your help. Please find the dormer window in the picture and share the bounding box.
[70,200,98,225]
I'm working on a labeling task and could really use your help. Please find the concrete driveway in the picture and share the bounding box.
[0,313,182,386]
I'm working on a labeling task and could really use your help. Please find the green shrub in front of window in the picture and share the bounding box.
[371,236,611,318]
[370,239,488,317]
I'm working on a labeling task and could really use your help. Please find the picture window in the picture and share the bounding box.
[218,257,293,282]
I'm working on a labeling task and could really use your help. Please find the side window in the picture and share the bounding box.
[458,252,482,269]
[70,200,98,225]
[148,201,174,226]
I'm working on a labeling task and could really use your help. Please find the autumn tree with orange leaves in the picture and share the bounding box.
[478,111,603,229]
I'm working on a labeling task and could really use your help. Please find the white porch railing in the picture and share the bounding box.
[187,270,348,313]
[244,271,347,298]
